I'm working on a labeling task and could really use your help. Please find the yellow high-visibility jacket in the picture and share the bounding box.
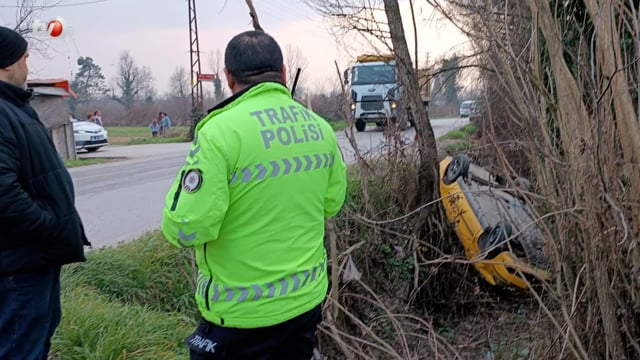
[162,82,347,328]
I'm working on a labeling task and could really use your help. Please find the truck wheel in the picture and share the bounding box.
[443,154,470,184]
[355,120,366,132]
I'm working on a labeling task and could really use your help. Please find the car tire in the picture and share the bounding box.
[443,154,470,184]
[86,147,101,152]
[514,177,533,193]
[355,120,366,132]
[478,221,513,259]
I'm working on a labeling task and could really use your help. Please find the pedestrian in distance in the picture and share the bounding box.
[93,109,103,126]
[162,30,347,360]
[149,119,160,138]
[158,112,166,137]
[0,26,91,359]
[159,112,172,137]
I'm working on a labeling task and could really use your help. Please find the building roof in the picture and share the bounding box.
[26,79,76,98]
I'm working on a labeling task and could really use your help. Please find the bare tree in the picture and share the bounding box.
[11,0,57,54]
[168,66,190,123]
[307,0,440,205]
[169,66,189,100]
[113,50,139,110]
[382,0,440,242]
[137,66,155,103]
[429,54,462,116]
[207,49,223,76]
[110,51,155,107]
[14,0,43,34]
[207,49,226,102]
[307,0,396,53]
[244,0,264,31]
[284,44,309,92]
[302,2,459,359]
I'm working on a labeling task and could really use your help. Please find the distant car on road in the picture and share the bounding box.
[459,100,477,118]
[439,154,551,290]
[72,119,108,152]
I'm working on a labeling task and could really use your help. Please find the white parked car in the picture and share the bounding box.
[71,120,108,152]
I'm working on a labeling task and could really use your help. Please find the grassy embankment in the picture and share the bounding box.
[437,122,478,153]
[107,126,190,145]
[63,158,111,168]
[51,233,195,359]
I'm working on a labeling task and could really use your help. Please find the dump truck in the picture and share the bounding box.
[344,54,412,132]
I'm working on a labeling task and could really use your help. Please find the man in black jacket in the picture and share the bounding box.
[0,26,90,359]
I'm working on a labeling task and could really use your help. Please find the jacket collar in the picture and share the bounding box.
[197,81,290,133]
[0,80,33,106]
[207,81,289,114]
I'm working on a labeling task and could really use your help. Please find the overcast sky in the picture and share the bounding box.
[0,0,468,94]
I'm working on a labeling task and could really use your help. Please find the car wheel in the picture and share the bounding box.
[355,120,366,132]
[513,177,533,193]
[443,154,470,184]
[478,221,513,259]
[86,147,101,152]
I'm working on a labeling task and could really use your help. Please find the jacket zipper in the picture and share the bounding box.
[170,170,186,211]
[203,243,212,311]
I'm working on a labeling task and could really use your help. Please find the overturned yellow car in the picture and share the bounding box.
[439,154,551,290]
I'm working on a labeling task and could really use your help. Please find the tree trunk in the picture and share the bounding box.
[382,0,440,234]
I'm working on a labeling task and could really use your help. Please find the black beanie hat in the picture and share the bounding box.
[0,26,28,69]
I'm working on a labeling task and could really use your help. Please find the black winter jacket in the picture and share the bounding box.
[0,81,89,275]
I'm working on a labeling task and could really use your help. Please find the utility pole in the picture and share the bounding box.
[187,0,204,141]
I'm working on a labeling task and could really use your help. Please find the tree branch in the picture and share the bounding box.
[245,0,264,31]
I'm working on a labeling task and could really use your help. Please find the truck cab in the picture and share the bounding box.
[346,54,404,132]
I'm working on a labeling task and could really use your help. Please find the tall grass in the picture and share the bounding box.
[105,126,159,138]
[52,233,197,359]
[61,233,196,315]
[438,123,477,140]
[52,287,193,360]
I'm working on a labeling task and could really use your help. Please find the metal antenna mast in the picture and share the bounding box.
[188,0,204,140]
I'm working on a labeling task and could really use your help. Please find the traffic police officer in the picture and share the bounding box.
[162,30,347,359]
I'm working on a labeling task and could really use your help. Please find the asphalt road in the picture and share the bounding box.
[72,117,469,248]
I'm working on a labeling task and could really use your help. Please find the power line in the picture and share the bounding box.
[0,0,110,8]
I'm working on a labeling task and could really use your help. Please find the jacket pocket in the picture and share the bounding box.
[42,212,87,264]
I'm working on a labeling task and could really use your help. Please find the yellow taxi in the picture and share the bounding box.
[439,154,551,290]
